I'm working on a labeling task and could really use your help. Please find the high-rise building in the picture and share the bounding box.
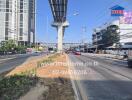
[0,0,35,45]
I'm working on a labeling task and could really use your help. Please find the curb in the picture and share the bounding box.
[66,54,82,100]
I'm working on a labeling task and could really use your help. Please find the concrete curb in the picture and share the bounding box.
[66,54,81,100]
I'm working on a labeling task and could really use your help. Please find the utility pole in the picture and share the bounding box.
[82,26,87,44]
[82,26,87,52]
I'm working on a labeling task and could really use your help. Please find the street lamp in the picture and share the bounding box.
[73,11,79,16]
[55,12,79,46]
[68,11,79,18]
[82,26,87,44]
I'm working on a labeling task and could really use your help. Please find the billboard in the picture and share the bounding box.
[120,11,132,24]
[111,5,124,16]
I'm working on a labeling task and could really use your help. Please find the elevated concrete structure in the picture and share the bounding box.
[43,42,82,49]
[49,0,69,53]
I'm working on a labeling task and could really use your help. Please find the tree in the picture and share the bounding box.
[0,40,16,52]
[5,40,16,52]
[15,45,26,54]
[0,40,28,54]
[102,25,120,47]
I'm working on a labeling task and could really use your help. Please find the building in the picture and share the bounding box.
[0,0,36,45]
[92,20,132,49]
[92,28,103,49]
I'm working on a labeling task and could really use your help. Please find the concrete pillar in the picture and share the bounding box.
[57,25,63,53]
[52,21,69,53]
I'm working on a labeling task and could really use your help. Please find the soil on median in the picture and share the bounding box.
[0,53,75,100]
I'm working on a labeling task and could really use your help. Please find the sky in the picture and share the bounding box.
[36,0,132,43]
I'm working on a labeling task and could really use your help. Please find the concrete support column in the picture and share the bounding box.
[52,21,69,53]
[57,25,63,53]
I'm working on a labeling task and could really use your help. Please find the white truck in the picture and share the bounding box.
[128,50,132,67]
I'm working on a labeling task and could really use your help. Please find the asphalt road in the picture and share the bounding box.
[68,53,132,100]
[0,53,48,74]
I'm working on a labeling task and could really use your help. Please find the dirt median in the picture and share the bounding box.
[0,53,75,100]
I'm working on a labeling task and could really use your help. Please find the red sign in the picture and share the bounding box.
[112,10,124,15]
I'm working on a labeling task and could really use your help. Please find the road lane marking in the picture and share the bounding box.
[0,57,17,62]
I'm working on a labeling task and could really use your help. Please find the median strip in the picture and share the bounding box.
[0,53,75,100]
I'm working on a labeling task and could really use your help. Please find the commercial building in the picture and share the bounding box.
[0,0,35,45]
[92,20,132,49]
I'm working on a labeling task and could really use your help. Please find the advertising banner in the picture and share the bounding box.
[120,11,132,24]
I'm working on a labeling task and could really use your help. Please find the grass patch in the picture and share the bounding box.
[20,68,37,77]
[0,75,38,100]
[37,54,60,68]
[48,53,60,60]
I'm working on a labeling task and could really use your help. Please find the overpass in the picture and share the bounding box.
[49,0,69,53]
[43,43,83,49]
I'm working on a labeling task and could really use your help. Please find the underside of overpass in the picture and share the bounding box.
[49,0,69,53]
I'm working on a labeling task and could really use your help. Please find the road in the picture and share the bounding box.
[0,53,48,74]
[68,53,132,100]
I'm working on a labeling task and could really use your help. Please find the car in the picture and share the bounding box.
[88,50,94,53]
[50,50,55,53]
[74,51,81,55]
[66,50,73,54]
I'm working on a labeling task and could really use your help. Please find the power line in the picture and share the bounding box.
[95,0,126,25]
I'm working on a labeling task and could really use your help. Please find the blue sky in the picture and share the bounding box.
[36,0,132,43]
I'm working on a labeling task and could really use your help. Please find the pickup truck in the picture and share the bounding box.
[128,50,132,67]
